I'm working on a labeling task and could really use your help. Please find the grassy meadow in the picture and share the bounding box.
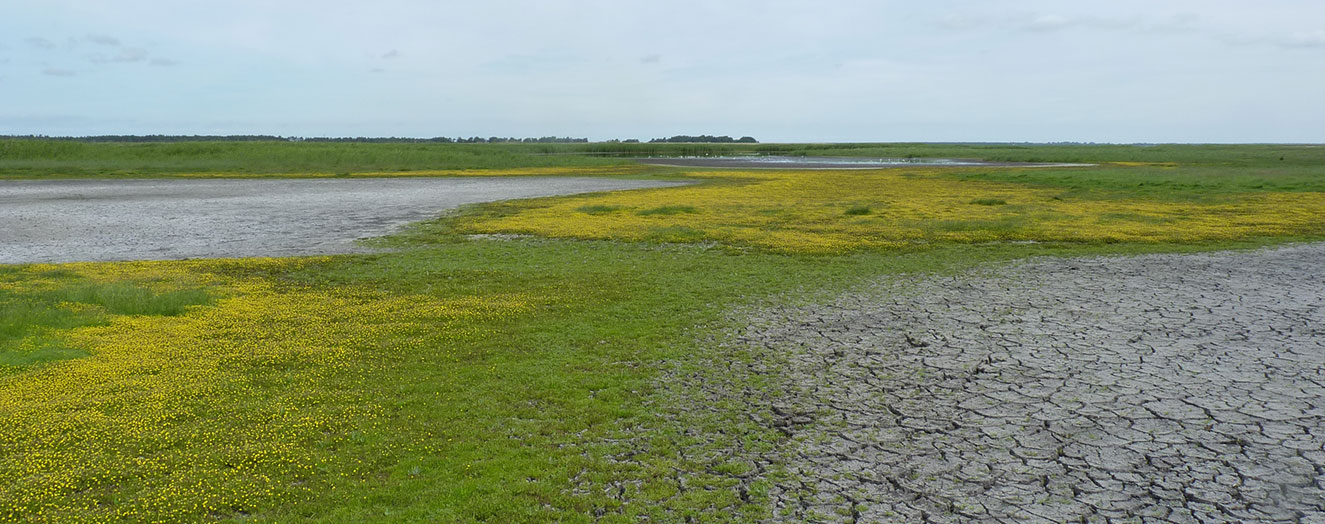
[1,141,1322,522]
[4,139,1324,178]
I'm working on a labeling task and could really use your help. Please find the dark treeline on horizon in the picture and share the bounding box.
[649,135,758,143]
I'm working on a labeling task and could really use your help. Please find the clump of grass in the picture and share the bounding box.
[0,344,89,370]
[637,205,699,216]
[844,205,872,216]
[54,282,212,316]
[970,198,1008,206]
[576,204,625,215]
[645,225,708,242]
[0,302,97,370]
[1,280,210,371]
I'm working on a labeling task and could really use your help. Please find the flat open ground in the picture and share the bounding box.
[2,141,1323,522]
[736,243,1325,523]
[0,177,681,263]
[632,156,1090,170]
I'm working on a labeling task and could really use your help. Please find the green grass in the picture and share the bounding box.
[4,139,1323,179]
[576,204,626,215]
[946,165,1325,200]
[0,275,211,371]
[970,198,1008,206]
[844,205,872,216]
[53,282,212,316]
[570,141,1325,166]
[0,140,628,178]
[636,205,699,216]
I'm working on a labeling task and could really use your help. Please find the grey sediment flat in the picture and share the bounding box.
[0,176,681,264]
[722,243,1325,522]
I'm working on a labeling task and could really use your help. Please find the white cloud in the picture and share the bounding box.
[25,37,57,49]
[1021,14,1072,32]
[41,67,75,76]
[89,47,148,63]
[1280,30,1325,49]
[86,34,121,46]
[937,13,983,31]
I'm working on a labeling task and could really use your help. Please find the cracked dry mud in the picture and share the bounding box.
[738,244,1325,523]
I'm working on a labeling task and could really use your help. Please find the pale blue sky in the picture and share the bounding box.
[2,1,1322,142]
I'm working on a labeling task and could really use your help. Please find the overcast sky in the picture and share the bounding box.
[2,1,1322,142]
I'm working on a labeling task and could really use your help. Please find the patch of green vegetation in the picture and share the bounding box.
[844,205,872,216]
[53,282,212,316]
[0,276,210,371]
[0,139,631,178]
[1095,213,1175,225]
[946,165,1325,201]
[0,343,88,370]
[0,300,96,370]
[644,225,709,243]
[924,217,1029,236]
[6,139,1325,179]
[576,204,625,215]
[970,198,1008,206]
[636,205,699,216]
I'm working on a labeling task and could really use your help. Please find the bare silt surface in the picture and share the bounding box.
[718,244,1325,523]
[0,176,682,264]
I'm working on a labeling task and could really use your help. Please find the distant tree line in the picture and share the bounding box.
[0,135,590,144]
[2,134,289,142]
[438,136,589,144]
[2,134,760,144]
[648,135,757,143]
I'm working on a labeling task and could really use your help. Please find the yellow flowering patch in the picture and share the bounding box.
[1104,161,1179,168]
[0,260,543,522]
[98,165,643,179]
[456,169,1325,254]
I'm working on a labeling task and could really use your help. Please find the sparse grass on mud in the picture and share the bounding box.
[0,143,1322,522]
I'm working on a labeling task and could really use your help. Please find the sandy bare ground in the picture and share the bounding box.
[0,177,682,264]
[725,244,1325,523]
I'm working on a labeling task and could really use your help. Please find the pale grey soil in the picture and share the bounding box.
[729,244,1325,523]
[0,177,681,264]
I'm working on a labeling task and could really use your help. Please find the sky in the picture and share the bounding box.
[1,1,1323,143]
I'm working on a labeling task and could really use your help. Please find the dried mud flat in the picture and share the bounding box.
[731,244,1325,523]
[0,177,682,264]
